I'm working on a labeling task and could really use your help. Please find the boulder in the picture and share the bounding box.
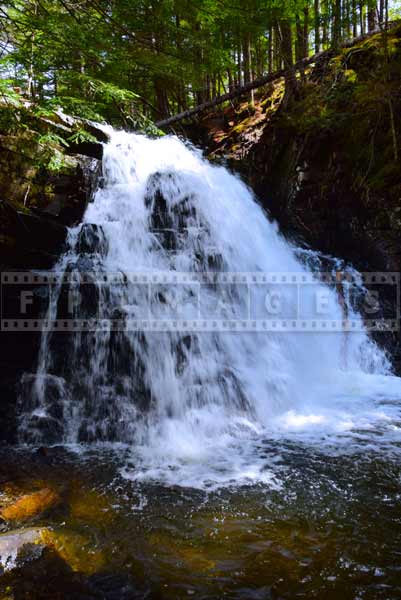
[1,488,61,523]
[0,527,47,572]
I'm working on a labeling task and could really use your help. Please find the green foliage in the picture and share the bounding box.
[0,80,25,132]
[0,79,24,108]
[0,0,399,129]
[68,129,98,145]
[344,69,358,83]
[38,132,69,148]
[45,149,68,173]
[45,96,105,123]
[81,77,139,105]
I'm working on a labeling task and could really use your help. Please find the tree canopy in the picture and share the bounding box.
[0,0,399,126]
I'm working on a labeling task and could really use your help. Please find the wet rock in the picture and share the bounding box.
[0,525,104,579]
[0,201,68,270]
[35,446,64,459]
[0,527,47,572]
[145,171,200,231]
[1,488,61,523]
[76,223,108,256]
[88,572,145,600]
[0,116,101,444]
[1,544,100,598]
[0,516,8,534]
[68,485,114,526]
[40,529,105,576]
[2,545,142,600]
[34,156,100,225]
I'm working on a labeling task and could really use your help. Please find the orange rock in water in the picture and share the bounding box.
[1,488,60,522]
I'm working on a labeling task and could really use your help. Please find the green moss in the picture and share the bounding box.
[232,118,252,134]
[344,69,358,83]
[45,150,68,173]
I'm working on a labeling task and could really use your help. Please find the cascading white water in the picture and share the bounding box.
[19,130,401,488]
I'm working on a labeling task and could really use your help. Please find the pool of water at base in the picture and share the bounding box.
[1,439,401,600]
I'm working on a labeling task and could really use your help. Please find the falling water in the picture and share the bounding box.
[18,131,401,488]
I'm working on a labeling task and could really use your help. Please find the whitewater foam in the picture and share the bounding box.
[18,130,401,489]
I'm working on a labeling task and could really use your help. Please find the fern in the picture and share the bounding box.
[0,79,24,107]
[69,128,98,144]
[38,132,69,148]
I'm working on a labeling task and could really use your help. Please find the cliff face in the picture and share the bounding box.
[195,25,401,272]
[0,108,105,443]
[189,25,401,367]
[0,109,107,269]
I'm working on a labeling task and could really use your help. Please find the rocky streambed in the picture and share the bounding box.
[1,441,401,599]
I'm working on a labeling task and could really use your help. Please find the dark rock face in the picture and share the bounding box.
[204,26,401,275]
[36,156,100,225]
[195,25,401,371]
[0,210,66,443]
[76,223,108,256]
[244,121,401,371]
[246,120,401,275]
[0,130,100,443]
[1,203,68,269]
[0,129,101,220]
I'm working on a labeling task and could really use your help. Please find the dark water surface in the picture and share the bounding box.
[1,443,401,599]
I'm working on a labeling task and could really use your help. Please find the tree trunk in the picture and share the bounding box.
[333,0,342,49]
[174,12,187,111]
[379,0,384,22]
[268,25,273,72]
[243,33,251,84]
[277,18,296,105]
[227,68,234,93]
[368,4,377,30]
[359,2,365,34]
[243,32,254,105]
[237,44,242,86]
[303,6,309,57]
[314,0,320,52]
[274,25,282,69]
[27,0,38,99]
[343,0,351,37]
[322,0,329,47]
[205,74,211,102]
[195,21,204,104]
[352,0,358,34]
[180,83,187,112]
[156,26,390,128]
[296,13,303,61]
[154,79,169,118]
[27,55,35,99]
[254,36,260,78]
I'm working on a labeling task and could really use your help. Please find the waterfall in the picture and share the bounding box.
[18,131,401,488]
